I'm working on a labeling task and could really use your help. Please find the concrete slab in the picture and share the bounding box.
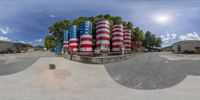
[0,51,58,75]
[159,52,200,60]
[0,56,200,100]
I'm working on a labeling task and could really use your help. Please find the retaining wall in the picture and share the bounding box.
[63,54,135,64]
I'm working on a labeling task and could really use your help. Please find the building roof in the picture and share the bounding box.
[172,40,200,45]
[0,40,13,44]
[0,40,34,48]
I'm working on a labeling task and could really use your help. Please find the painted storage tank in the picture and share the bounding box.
[63,30,69,48]
[55,45,62,54]
[112,24,124,52]
[79,21,93,54]
[69,25,78,54]
[123,28,132,52]
[96,20,110,51]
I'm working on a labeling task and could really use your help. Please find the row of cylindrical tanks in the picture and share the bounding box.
[63,20,132,55]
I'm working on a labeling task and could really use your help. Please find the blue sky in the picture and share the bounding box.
[0,0,200,46]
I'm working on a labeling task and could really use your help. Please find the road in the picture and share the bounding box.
[0,51,57,75]
[105,52,200,89]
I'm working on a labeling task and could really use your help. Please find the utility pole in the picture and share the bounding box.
[48,39,49,51]
[48,33,50,51]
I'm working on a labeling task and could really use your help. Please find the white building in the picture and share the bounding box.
[172,40,200,54]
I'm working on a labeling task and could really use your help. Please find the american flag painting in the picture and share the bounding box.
[69,25,78,54]
[96,20,110,51]
[79,21,93,54]
[112,24,124,52]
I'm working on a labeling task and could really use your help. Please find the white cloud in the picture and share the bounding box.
[160,32,177,47]
[28,41,33,44]
[35,38,42,42]
[0,27,10,35]
[0,36,10,41]
[50,14,55,18]
[179,32,200,40]
[171,33,176,39]
[18,40,26,44]
[160,32,176,42]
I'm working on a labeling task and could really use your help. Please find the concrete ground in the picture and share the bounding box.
[0,51,57,75]
[0,52,200,100]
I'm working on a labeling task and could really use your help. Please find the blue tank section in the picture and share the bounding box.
[55,45,62,54]
[69,25,78,39]
[64,30,69,42]
[80,21,92,36]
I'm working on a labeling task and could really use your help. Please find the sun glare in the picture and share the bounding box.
[154,14,171,24]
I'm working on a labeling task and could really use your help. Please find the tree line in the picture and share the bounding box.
[44,14,162,50]
[142,31,162,48]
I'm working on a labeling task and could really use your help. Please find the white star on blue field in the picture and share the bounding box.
[0,0,200,46]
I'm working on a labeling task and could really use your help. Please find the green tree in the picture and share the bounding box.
[104,14,112,21]
[72,16,90,26]
[149,34,156,47]
[48,14,150,49]
[127,21,134,30]
[49,20,71,45]
[143,31,152,47]
[123,21,134,29]
[88,16,95,23]
[104,14,113,24]
[95,14,106,23]
[112,16,122,25]
[122,21,127,27]
[96,14,104,19]
[142,31,162,48]
[44,35,57,50]
[155,37,162,47]
[132,27,145,41]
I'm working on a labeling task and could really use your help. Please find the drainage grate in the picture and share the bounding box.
[49,64,56,70]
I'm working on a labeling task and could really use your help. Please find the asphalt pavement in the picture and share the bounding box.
[0,51,58,75]
[105,52,200,90]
